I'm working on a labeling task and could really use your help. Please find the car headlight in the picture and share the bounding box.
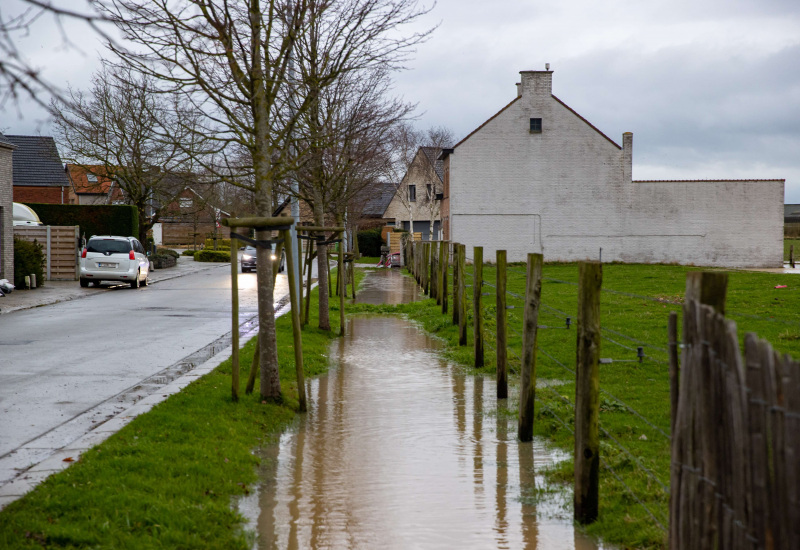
[270,254,277,261]
[242,254,253,260]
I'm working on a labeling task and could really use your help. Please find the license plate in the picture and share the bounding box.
[97,262,117,268]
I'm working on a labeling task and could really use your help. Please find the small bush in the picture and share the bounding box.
[151,254,177,269]
[159,248,180,259]
[204,238,231,249]
[182,249,197,257]
[195,249,231,262]
[357,229,383,257]
[13,238,45,288]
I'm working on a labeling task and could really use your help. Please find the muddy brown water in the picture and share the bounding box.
[240,270,607,549]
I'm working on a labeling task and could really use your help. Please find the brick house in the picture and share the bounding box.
[6,135,70,204]
[65,164,124,205]
[383,147,444,240]
[158,187,230,246]
[0,132,15,282]
[441,68,784,268]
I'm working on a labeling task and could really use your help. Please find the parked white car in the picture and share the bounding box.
[79,235,150,288]
[12,203,44,226]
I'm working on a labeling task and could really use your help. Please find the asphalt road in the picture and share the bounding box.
[0,265,288,486]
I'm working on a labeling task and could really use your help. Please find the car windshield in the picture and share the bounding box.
[243,247,256,255]
[87,239,131,254]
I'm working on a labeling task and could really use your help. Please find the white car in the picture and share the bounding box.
[12,203,44,226]
[79,236,150,288]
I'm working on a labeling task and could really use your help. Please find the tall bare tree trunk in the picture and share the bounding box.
[251,0,280,401]
[314,198,331,330]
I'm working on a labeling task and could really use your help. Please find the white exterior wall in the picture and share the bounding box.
[449,70,784,268]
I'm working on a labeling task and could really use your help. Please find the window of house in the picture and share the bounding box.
[180,197,193,208]
[408,185,416,202]
[530,118,542,133]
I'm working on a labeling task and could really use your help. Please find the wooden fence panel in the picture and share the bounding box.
[671,297,800,550]
[14,225,79,281]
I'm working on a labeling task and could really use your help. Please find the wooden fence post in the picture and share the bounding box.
[518,253,543,441]
[231,243,240,402]
[668,311,679,434]
[432,242,439,302]
[425,242,431,296]
[473,246,484,368]
[458,244,468,346]
[452,242,460,326]
[441,240,448,314]
[791,245,795,269]
[339,239,345,336]
[574,261,602,525]
[349,255,356,300]
[496,249,508,399]
[283,229,306,411]
[304,240,314,326]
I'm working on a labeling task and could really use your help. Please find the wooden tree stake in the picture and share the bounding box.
[518,253,543,441]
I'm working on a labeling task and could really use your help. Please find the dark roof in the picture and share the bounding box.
[0,132,16,150]
[420,147,444,182]
[5,135,70,187]
[362,182,397,217]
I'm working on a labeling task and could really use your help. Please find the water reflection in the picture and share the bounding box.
[252,315,607,549]
[354,268,420,305]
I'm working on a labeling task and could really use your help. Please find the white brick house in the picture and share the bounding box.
[441,69,784,268]
[0,133,15,282]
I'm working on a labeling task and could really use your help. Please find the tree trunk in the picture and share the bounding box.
[314,200,331,331]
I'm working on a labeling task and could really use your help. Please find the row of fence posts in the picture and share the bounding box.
[405,239,603,525]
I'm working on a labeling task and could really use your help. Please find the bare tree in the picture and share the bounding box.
[100,0,433,401]
[51,62,204,244]
[291,67,413,329]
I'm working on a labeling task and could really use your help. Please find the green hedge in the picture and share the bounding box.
[181,249,197,257]
[13,238,45,288]
[357,228,383,257]
[204,238,232,249]
[24,203,138,240]
[194,250,230,262]
[158,248,180,259]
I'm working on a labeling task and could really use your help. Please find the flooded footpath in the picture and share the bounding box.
[240,270,607,549]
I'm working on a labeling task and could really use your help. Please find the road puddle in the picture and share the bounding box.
[239,271,607,549]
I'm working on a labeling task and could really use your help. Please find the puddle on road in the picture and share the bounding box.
[353,268,420,305]
[240,272,606,549]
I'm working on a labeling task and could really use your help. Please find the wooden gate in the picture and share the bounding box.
[13,226,80,281]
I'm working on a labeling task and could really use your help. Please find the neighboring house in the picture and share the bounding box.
[64,164,124,205]
[383,147,444,240]
[158,187,230,246]
[6,135,70,204]
[359,181,396,230]
[441,68,784,268]
[0,132,15,282]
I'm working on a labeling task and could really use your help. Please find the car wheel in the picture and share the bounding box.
[130,272,140,289]
[80,278,89,288]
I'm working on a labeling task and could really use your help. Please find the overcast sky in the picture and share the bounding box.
[4,0,800,200]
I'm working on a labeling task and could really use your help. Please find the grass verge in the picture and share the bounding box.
[350,262,800,549]
[0,268,362,549]
[784,238,800,261]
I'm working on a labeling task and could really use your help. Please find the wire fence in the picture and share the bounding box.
[406,240,680,537]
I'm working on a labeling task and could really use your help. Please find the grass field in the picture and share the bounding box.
[785,238,800,261]
[350,261,800,549]
[0,271,362,549]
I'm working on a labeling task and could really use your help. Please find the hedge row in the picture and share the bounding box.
[24,203,139,240]
[357,228,383,257]
[13,238,45,288]
[194,250,230,262]
[204,238,232,249]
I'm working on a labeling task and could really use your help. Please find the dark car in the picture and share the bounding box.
[241,245,285,273]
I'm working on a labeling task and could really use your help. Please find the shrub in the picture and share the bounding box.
[159,248,180,259]
[357,229,383,257]
[13,238,45,288]
[24,203,138,240]
[204,238,231,249]
[195,250,230,262]
[181,249,197,257]
[151,254,177,269]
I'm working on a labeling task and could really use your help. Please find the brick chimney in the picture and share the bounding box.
[519,65,553,98]
[622,132,633,184]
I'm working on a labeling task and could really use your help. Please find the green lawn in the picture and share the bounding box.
[350,261,800,549]
[0,269,362,549]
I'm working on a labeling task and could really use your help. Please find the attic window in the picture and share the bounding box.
[529,118,542,134]
[180,198,193,208]
[87,173,98,183]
